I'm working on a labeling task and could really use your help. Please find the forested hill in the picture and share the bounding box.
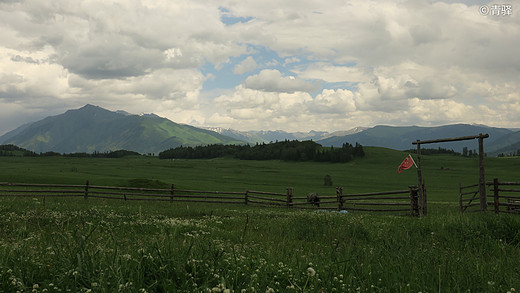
[159,140,365,163]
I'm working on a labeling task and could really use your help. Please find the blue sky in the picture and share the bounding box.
[0,0,518,134]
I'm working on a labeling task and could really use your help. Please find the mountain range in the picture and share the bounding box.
[1,105,519,156]
[0,105,242,154]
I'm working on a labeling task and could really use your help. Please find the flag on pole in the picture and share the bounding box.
[397,154,417,173]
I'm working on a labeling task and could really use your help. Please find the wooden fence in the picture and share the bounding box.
[459,178,520,214]
[0,181,420,216]
[490,178,520,214]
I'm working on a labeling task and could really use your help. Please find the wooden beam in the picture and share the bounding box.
[412,134,489,145]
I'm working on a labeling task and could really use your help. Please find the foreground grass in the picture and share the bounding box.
[1,198,519,292]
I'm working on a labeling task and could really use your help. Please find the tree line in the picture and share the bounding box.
[0,145,140,158]
[158,140,365,163]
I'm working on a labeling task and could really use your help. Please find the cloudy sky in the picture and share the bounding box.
[0,0,518,135]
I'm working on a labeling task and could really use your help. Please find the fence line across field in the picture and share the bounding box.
[0,181,421,216]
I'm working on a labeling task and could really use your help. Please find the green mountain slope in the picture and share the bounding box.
[0,105,243,154]
[487,130,520,155]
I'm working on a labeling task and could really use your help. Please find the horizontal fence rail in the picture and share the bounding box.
[0,181,420,216]
[459,178,520,214]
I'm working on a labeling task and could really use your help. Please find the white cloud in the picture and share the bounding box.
[244,69,319,93]
[284,57,300,66]
[408,98,475,124]
[294,63,372,83]
[233,56,257,74]
[209,85,314,131]
[1,0,519,134]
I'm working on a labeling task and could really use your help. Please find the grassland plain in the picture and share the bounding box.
[0,147,520,292]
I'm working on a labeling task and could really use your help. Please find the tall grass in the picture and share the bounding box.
[0,197,519,292]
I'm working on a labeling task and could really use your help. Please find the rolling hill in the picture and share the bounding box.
[316,124,519,155]
[0,105,243,154]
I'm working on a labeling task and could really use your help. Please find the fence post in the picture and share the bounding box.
[286,188,293,208]
[84,180,89,200]
[244,189,249,205]
[336,187,343,210]
[493,178,499,214]
[409,185,419,217]
[421,183,427,216]
[170,184,175,202]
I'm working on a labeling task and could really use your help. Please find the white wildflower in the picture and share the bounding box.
[307,267,316,277]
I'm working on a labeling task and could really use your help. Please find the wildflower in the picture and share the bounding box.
[488,281,495,286]
[307,267,316,277]
[33,284,39,289]
[265,287,275,293]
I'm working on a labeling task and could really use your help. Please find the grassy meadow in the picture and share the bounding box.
[1,147,520,292]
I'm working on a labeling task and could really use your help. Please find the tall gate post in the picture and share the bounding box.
[478,134,487,211]
[459,182,463,214]
[416,140,426,216]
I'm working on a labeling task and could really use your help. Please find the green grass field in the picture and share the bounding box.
[1,148,520,292]
[2,147,518,201]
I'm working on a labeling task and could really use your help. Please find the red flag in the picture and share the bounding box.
[397,154,416,173]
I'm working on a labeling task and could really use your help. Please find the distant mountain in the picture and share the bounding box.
[206,127,367,144]
[205,128,272,144]
[487,130,520,155]
[3,105,519,156]
[316,124,516,154]
[0,105,243,154]
[206,124,520,156]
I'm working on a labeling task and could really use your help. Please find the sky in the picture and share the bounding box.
[0,0,519,135]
